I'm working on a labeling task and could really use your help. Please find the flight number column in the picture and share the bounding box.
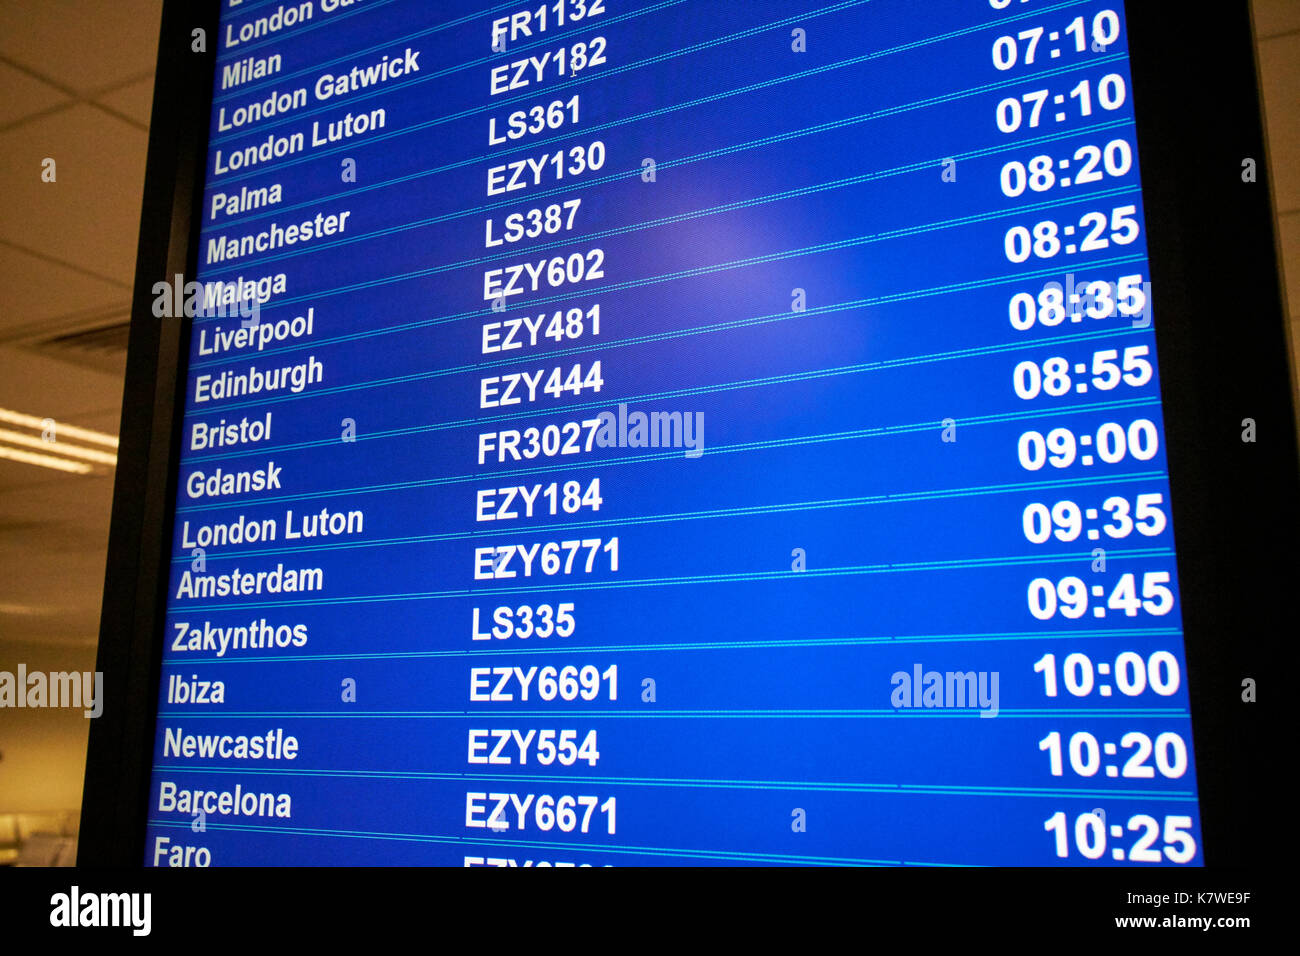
[465,0,618,868]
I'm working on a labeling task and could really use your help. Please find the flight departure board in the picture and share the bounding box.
[141,0,1205,866]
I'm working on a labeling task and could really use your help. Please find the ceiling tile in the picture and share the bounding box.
[0,59,70,127]
[1257,33,1300,214]
[1279,210,1300,326]
[0,346,124,425]
[0,464,115,528]
[0,0,162,96]
[94,75,155,128]
[1253,0,1300,38]
[0,244,127,334]
[0,469,115,649]
[0,105,148,284]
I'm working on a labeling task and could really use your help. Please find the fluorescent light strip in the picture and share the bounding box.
[0,429,118,466]
[0,602,51,617]
[0,445,93,475]
[0,408,119,449]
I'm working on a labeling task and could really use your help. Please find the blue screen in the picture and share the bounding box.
[143,0,1203,866]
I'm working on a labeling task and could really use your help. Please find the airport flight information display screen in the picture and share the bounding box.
[143,0,1203,866]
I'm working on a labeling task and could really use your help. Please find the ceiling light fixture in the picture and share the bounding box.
[0,445,93,475]
[0,408,119,449]
[0,428,118,466]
